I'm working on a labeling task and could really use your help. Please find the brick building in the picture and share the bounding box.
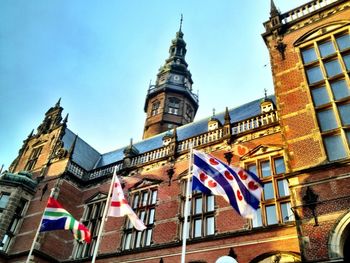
[0,0,349,262]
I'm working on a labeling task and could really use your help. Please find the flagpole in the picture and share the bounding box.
[181,143,193,263]
[26,187,56,263]
[91,166,117,263]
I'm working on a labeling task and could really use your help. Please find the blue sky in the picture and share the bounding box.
[0,0,310,170]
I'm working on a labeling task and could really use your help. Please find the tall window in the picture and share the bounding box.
[122,188,157,250]
[74,199,106,259]
[0,192,10,214]
[180,180,215,239]
[300,29,350,161]
[25,146,43,171]
[0,199,28,251]
[168,97,180,115]
[246,156,294,228]
[151,101,160,116]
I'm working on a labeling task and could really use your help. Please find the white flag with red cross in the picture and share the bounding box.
[108,173,146,231]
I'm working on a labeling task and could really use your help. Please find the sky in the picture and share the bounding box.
[0,0,311,170]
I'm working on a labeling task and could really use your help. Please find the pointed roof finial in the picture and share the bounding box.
[179,14,183,32]
[130,138,133,147]
[212,108,216,117]
[264,88,268,99]
[63,113,69,124]
[270,0,279,17]
[224,107,231,124]
[28,129,34,138]
[68,134,78,158]
[55,98,61,108]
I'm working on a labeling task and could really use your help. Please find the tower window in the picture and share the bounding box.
[167,97,180,115]
[186,105,193,121]
[151,101,160,116]
[300,29,350,161]
[25,146,43,171]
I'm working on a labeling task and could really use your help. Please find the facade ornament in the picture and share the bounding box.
[275,39,287,60]
[303,186,319,226]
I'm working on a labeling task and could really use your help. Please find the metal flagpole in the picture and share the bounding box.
[91,166,117,263]
[181,143,193,263]
[26,187,56,263]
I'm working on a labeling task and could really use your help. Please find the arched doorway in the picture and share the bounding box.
[329,210,350,261]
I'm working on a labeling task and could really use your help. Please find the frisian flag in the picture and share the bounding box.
[108,173,146,231]
[192,150,263,219]
[40,197,91,243]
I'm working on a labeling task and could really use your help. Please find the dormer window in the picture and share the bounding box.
[261,101,274,113]
[168,97,180,115]
[151,101,160,116]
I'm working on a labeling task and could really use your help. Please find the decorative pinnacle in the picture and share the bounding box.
[270,0,279,17]
[63,113,69,124]
[179,14,183,32]
[55,98,61,107]
[264,88,268,99]
[212,108,216,117]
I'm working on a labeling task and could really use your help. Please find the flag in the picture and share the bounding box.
[192,150,263,218]
[40,197,91,243]
[108,174,146,231]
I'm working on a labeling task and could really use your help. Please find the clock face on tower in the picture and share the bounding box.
[172,74,181,83]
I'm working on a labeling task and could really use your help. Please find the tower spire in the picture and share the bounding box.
[270,0,279,17]
[179,14,183,32]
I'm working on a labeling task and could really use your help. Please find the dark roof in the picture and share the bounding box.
[94,95,275,169]
[62,128,101,171]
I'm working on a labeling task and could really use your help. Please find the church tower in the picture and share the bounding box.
[143,17,199,139]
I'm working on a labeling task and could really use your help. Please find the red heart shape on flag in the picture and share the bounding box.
[237,190,243,201]
[114,182,119,188]
[248,181,259,190]
[238,170,248,180]
[224,170,234,180]
[209,158,219,165]
[237,145,247,156]
[200,172,208,182]
[208,180,217,188]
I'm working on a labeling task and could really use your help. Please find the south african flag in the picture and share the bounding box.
[40,197,91,243]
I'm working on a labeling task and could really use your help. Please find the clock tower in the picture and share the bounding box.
[143,17,199,139]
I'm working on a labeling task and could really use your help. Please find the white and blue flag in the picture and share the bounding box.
[192,150,263,219]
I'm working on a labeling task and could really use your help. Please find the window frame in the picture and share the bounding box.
[299,28,350,162]
[245,154,294,228]
[73,197,106,259]
[179,179,215,240]
[121,187,158,251]
[25,146,43,171]
[0,198,28,252]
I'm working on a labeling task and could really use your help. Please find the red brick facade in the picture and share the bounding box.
[1,1,350,263]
